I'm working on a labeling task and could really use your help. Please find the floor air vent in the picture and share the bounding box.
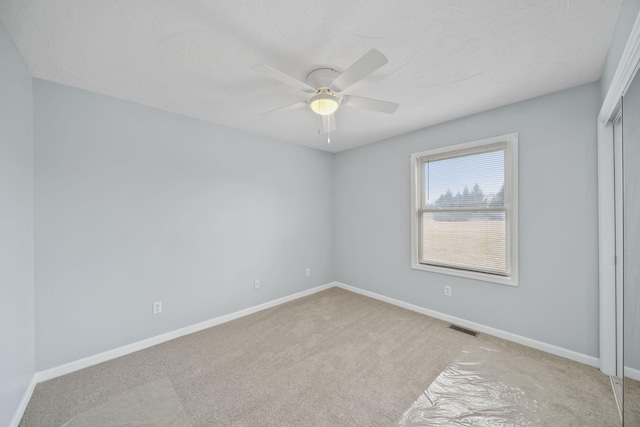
[449,324,478,337]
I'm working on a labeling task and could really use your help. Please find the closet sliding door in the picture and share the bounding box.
[622,69,640,425]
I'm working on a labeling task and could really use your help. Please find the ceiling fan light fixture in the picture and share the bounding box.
[309,92,339,116]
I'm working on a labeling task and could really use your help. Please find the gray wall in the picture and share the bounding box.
[600,0,640,103]
[0,21,35,426]
[33,80,334,370]
[8,0,636,386]
[334,83,601,357]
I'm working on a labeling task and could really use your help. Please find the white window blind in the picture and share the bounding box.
[411,134,518,285]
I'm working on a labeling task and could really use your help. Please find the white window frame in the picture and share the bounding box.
[410,133,519,286]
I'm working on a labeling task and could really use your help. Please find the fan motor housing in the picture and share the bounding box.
[306,68,340,90]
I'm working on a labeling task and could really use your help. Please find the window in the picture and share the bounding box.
[411,133,518,286]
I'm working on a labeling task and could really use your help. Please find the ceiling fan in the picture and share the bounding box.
[254,49,399,140]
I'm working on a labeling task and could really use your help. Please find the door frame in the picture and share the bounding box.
[598,11,640,377]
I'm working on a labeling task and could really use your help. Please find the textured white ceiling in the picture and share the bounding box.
[0,0,621,153]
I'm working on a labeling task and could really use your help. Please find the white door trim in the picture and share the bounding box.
[598,11,640,376]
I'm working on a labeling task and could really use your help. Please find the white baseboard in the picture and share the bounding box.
[9,375,37,427]
[24,280,618,405]
[626,366,640,381]
[335,282,600,368]
[36,283,334,383]
[18,280,632,424]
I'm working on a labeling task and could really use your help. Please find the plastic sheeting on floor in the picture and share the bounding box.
[398,346,540,426]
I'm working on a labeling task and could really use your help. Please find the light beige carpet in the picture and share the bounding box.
[625,377,640,425]
[20,287,620,426]
[61,377,191,427]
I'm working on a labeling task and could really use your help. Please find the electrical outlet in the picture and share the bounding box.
[444,286,452,297]
[152,301,162,314]
[305,268,311,277]
[254,279,261,289]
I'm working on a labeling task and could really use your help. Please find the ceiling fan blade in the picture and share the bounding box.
[341,95,399,114]
[322,113,336,133]
[331,49,388,93]
[253,64,315,93]
[259,101,308,116]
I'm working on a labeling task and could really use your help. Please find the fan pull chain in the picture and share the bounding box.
[327,115,331,144]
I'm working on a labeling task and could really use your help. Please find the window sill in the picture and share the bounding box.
[412,262,518,287]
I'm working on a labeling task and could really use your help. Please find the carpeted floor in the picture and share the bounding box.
[625,377,640,425]
[20,287,621,426]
